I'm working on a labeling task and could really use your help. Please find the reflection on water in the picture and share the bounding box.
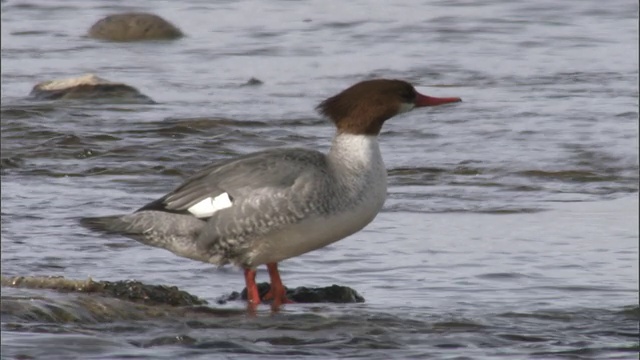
[1,0,638,358]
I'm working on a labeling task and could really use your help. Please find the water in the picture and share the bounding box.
[1,0,638,359]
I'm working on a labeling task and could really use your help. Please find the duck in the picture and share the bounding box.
[80,79,461,310]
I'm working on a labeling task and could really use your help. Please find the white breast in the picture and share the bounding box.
[245,134,388,267]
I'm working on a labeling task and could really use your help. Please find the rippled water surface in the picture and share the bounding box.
[1,0,639,359]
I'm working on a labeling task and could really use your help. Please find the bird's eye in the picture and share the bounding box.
[401,87,416,102]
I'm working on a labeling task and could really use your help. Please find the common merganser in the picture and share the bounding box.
[80,79,461,309]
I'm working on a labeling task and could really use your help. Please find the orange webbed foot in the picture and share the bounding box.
[265,263,295,308]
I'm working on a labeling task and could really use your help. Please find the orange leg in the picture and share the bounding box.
[262,262,294,307]
[244,268,260,311]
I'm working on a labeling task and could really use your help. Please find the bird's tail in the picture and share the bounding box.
[80,215,134,234]
[79,212,211,263]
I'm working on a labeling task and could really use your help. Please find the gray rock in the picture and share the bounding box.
[88,12,183,42]
[30,74,155,104]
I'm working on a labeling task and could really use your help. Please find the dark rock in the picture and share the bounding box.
[216,282,365,304]
[1,275,207,307]
[29,74,155,104]
[99,280,208,307]
[243,77,264,86]
[88,12,183,42]
[288,284,365,303]
[2,275,364,308]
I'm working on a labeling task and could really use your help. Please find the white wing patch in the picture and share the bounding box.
[187,192,233,218]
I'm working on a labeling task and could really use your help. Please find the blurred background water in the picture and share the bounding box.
[1,0,638,359]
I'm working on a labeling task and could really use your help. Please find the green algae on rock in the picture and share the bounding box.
[88,13,183,42]
[29,74,155,103]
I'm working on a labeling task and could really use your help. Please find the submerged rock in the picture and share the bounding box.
[2,275,364,308]
[29,74,155,103]
[217,282,365,304]
[243,77,264,86]
[2,275,207,307]
[88,13,183,42]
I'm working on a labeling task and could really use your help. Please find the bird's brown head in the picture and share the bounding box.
[316,79,461,135]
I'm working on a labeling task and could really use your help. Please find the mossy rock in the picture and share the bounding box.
[30,74,155,104]
[88,12,183,42]
[2,275,206,307]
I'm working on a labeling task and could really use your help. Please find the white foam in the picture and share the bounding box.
[187,192,233,218]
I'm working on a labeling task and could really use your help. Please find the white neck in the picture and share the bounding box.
[328,133,384,171]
